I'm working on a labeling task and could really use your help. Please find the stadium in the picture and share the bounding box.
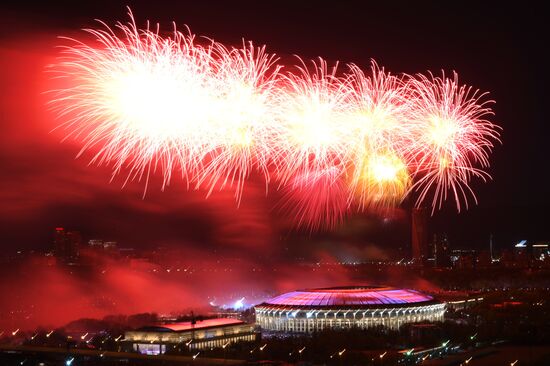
[255,286,445,333]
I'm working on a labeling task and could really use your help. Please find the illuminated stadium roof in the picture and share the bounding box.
[139,318,244,332]
[260,286,436,308]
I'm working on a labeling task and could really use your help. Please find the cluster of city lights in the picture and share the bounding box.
[49,10,500,229]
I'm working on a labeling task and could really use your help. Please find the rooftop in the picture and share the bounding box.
[258,286,436,308]
[138,318,245,332]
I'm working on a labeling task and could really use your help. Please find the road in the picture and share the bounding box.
[0,344,246,365]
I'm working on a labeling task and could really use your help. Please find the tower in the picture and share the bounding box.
[411,207,428,262]
[53,227,81,262]
[489,233,494,262]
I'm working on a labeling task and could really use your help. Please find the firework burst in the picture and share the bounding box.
[350,149,411,209]
[49,10,280,201]
[48,11,501,230]
[273,59,352,187]
[405,72,500,212]
[344,62,412,209]
[193,42,281,202]
[49,11,217,189]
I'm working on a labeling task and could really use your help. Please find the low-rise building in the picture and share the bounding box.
[124,318,257,355]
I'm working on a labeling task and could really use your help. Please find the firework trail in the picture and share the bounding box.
[279,167,349,231]
[48,10,501,230]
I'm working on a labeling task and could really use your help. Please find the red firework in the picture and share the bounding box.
[48,10,501,230]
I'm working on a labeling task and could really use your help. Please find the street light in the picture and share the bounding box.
[329,349,346,359]
[379,351,387,366]
[222,341,230,364]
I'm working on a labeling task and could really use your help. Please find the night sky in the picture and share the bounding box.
[0,1,548,258]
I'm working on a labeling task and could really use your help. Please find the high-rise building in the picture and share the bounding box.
[411,207,428,261]
[88,239,104,248]
[103,241,119,255]
[103,241,118,250]
[429,233,451,268]
[53,227,81,262]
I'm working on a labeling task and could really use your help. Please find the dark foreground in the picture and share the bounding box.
[2,343,550,366]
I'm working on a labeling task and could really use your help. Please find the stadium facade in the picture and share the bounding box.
[255,286,445,333]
